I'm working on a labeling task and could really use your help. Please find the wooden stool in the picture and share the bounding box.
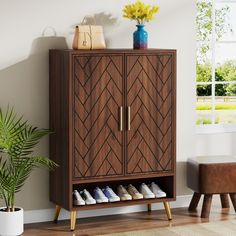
[187,156,236,218]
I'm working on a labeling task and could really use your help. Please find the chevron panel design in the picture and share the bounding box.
[73,55,124,178]
[126,55,173,174]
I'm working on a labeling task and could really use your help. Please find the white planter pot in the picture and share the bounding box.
[0,207,24,236]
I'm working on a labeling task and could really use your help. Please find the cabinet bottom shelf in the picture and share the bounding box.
[72,197,175,210]
[51,174,175,231]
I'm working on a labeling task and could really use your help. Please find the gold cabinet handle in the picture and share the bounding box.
[119,106,123,131]
[128,106,131,131]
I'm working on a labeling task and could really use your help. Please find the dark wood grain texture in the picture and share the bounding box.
[188,192,202,211]
[24,205,235,236]
[49,49,176,219]
[220,194,230,208]
[73,55,124,179]
[126,54,174,175]
[49,51,71,210]
[229,193,236,212]
[201,194,213,218]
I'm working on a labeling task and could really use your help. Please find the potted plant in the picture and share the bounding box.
[0,107,57,236]
[122,0,159,49]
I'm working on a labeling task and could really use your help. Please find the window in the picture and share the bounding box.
[196,0,236,130]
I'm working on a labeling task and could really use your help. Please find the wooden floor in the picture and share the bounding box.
[24,201,236,236]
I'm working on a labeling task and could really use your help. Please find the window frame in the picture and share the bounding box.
[196,0,236,133]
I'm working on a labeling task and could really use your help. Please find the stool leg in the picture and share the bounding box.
[188,192,201,211]
[220,194,230,208]
[53,205,61,223]
[70,210,77,231]
[201,194,212,218]
[229,193,236,212]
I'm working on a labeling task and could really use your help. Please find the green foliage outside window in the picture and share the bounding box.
[197,61,236,96]
[197,1,232,63]
[196,1,236,125]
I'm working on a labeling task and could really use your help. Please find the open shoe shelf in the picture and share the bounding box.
[72,175,175,210]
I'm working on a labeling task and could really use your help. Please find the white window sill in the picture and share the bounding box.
[196,124,236,134]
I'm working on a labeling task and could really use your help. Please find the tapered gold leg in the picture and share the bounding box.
[70,211,77,231]
[163,202,172,220]
[147,203,152,212]
[54,205,61,223]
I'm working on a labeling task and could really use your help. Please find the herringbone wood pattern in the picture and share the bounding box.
[126,55,173,174]
[73,55,124,179]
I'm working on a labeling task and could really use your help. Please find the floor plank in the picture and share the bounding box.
[24,201,236,236]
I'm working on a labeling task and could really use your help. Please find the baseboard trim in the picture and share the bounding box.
[24,195,192,224]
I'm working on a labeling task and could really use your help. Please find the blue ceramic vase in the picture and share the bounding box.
[133,24,148,49]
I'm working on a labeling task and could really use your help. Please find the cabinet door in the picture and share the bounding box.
[73,55,124,179]
[126,54,175,175]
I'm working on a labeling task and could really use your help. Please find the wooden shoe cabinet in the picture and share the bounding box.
[49,49,176,230]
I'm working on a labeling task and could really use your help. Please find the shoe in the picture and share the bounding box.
[127,184,143,200]
[80,189,96,205]
[102,186,120,202]
[140,183,155,199]
[150,182,167,198]
[93,187,109,203]
[73,190,85,205]
[117,185,132,201]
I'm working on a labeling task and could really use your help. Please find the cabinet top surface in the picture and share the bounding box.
[49,48,176,54]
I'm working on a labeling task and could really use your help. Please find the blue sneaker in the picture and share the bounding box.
[102,186,120,202]
[93,187,108,203]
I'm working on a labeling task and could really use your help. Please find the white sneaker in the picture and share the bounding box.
[73,190,85,205]
[150,182,167,198]
[117,185,132,201]
[140,183,155,199]
[93,187,109,203]
[103,186,120,202]
[80,189,96,205]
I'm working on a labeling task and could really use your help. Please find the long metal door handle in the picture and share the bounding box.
[119,106,123,131]
[128,106,131,131]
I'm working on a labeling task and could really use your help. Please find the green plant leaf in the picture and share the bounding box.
[0,107,58,209]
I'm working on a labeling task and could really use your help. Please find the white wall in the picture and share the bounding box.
[196,133,236,155]
[0,0,196,212]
